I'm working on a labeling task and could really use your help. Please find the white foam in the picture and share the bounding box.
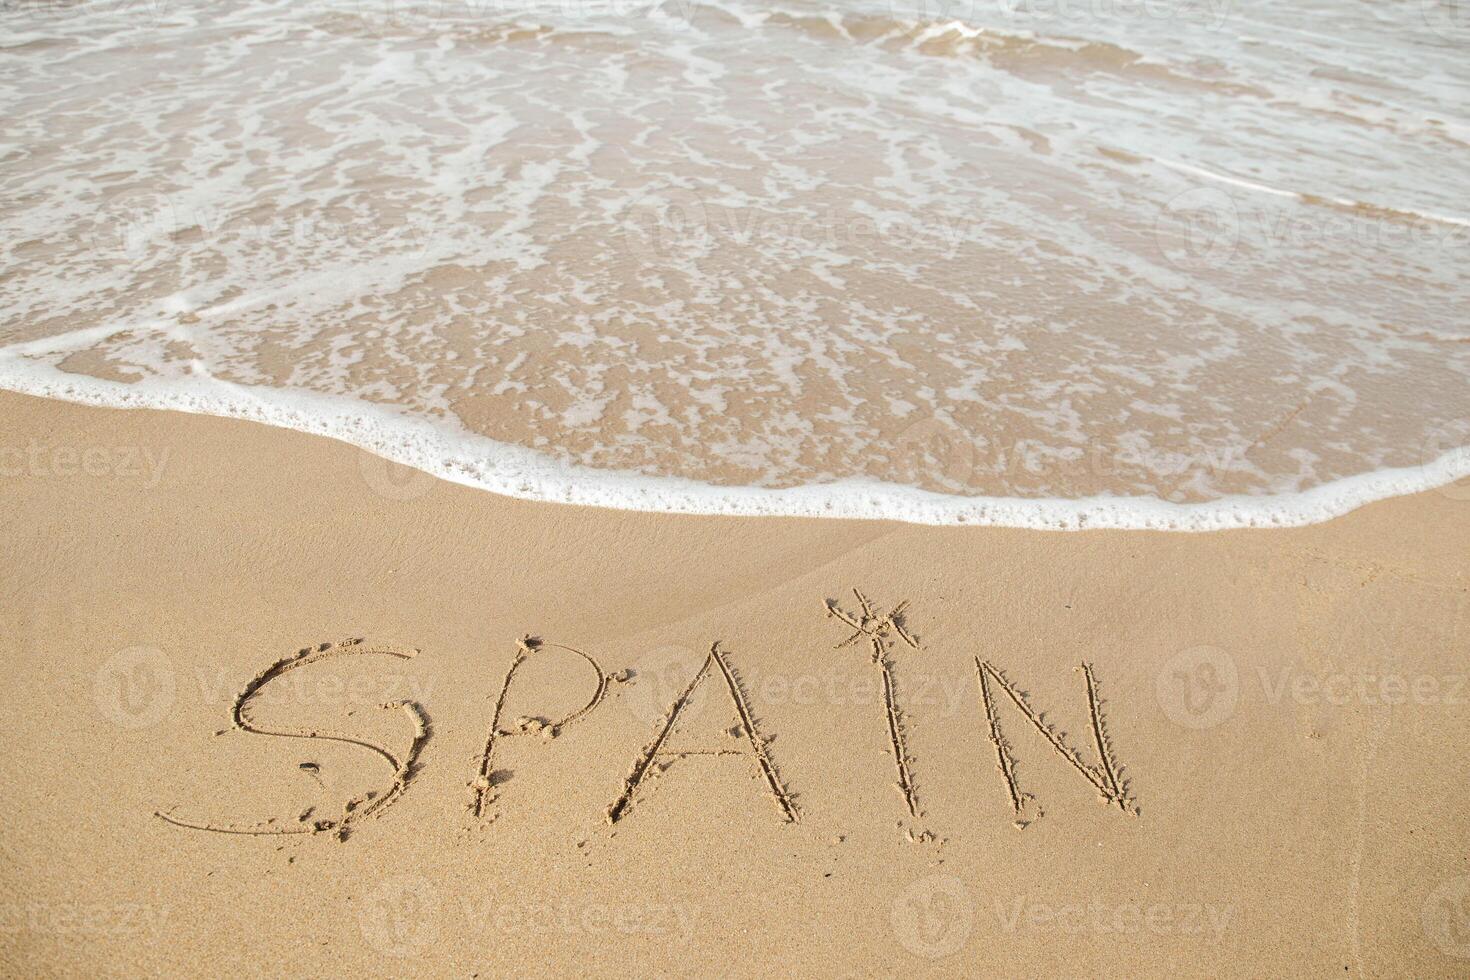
[2,357,1465,532]
[3,0,1465,523]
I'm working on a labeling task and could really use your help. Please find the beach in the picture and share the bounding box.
[3,0,1467,973]
[5,0,1469,526]
[3,389,1466,975]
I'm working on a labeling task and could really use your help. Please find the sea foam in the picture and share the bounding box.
[1,0,1465,527]
[2,350,1465,531]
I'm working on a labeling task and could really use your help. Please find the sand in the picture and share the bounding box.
[1,389,1467,976]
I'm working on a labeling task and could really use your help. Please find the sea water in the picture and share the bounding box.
[1,0,1466,527]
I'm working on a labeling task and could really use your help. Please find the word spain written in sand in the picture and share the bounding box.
[154,591,1137,843]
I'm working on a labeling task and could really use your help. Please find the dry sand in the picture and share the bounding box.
[1,389,1466,976]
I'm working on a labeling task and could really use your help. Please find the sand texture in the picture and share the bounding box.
[1,391,1467,976]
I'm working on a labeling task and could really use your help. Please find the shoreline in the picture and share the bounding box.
[0,364,1466,531]
[2,389,1467,975]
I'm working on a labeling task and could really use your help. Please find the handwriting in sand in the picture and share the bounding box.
[155,589,1137,843]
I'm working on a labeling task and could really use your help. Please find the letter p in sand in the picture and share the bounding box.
[471,636,609,823]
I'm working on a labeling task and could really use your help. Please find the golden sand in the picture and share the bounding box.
[1,391,1467,975]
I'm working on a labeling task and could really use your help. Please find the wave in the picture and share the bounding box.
[2,353,1466,531]
[3,0,1465,528]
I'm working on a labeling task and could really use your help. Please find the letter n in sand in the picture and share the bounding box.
[974,659,1137,829]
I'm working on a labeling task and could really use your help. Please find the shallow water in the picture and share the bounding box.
[1,0,1467,526]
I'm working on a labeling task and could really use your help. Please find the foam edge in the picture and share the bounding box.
[1,357,1466,532]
